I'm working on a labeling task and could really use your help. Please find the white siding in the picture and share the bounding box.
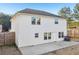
[11,13,67,47]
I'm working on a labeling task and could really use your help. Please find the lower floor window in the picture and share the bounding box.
[58,32,64,38]
[48,32,51,39]
[44,32,51,40]
[44,33,47,40]
[34,32,64,39]
[35,33,39,38]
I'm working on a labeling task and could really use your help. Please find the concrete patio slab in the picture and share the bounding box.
[19,41,79,55]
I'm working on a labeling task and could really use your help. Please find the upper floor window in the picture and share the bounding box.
[31,17,41,25]
[55,19,58,24]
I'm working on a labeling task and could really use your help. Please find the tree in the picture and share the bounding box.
[73,3,79,20]
[58,7,72,19]
[58,7,74,29]
[0,13,11,32]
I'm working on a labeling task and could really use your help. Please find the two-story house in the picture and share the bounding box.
[11,8,67,47]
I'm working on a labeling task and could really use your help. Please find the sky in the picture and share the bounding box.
[0,3,76,15]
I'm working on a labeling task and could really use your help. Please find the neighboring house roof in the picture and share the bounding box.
[17,8,64,18]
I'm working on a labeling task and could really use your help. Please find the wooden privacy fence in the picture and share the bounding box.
[0,32,15,46]
[68,27,79,41]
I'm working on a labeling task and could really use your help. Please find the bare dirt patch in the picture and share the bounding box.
[0,45,21,55]
[44,44,79,55]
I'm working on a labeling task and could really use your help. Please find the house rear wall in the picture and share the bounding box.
[11,13,67,47]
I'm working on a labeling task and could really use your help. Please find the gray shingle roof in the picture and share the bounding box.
[17,8,63,18]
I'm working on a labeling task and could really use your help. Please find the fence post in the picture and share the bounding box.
[3,32,5,45]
